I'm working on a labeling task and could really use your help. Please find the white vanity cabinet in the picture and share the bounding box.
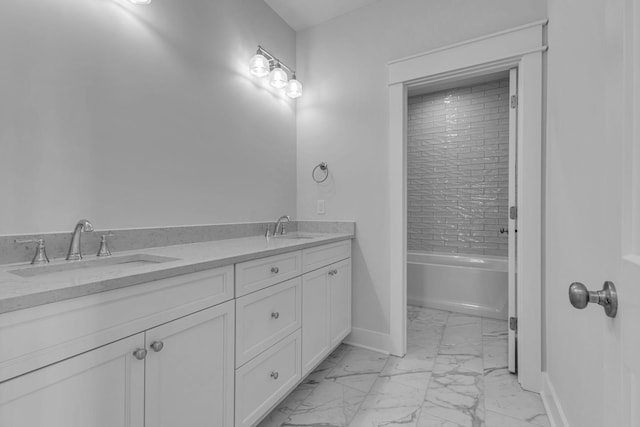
[0,333,146,427]
[301,255,352,376]
[0,237,352,427]
[0,266,235,427]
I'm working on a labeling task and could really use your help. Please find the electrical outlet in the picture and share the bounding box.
[317,200,325,214]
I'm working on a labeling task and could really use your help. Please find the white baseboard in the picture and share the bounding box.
[343,327,390,355]
[541,372,570,427]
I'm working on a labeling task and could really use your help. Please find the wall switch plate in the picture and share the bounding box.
[317,200,325,214]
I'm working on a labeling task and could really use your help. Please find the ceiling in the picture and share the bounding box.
[264,0,380,31]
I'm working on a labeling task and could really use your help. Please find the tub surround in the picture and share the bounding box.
[0,222,355,314]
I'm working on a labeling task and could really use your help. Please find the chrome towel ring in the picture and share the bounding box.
[312,162,329,183]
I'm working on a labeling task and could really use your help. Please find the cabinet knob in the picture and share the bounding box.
[271,266,280,274]
[271,312,280,319]
[270,371,279,380]
[133,348,147,360]
[150,341,164,352]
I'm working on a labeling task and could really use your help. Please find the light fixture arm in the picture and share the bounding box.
[257,45,296,76]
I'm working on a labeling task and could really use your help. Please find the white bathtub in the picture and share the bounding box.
[407,251,508,320]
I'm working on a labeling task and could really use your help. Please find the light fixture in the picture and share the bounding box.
[269,61,288,89]
[249,51,270,78]
[249,45,302,99]
[127,0,151,4]
[286,74,303,99]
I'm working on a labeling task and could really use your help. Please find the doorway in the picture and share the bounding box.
[387,20,547,392]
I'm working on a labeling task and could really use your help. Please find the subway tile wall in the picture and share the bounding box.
[407,78,510,257]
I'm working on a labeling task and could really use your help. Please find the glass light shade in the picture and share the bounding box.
[128,0,151,4]
[249,54,270,78]
[286,78,303,99]
[269,66,288,89]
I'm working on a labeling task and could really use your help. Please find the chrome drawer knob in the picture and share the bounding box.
[133,348,147,360]
[271,312,280,319]
[270,371,279,380]
[569,281,618,318]
[150,341,164,352]
[271,266,280,274]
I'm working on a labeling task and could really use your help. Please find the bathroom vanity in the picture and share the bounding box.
[0,233,352,427]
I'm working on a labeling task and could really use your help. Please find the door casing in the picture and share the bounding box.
[387,20,547,392]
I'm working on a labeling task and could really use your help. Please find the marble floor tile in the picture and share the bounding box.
[260,306,549,427]
[326,347,388,379]
[483,368,550,427]
[422,365,485,427]
[485,410,548,427]
[284,379,367,427]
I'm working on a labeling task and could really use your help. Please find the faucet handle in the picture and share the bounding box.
[97,233,114,257]
[14,238,50,265]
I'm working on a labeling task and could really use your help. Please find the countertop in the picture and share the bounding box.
[0,232,353,315]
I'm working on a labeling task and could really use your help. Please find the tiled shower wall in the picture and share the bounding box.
[407,78,510,257]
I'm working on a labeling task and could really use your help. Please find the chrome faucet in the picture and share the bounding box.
[273,215,291,236]
[66,219,94,260]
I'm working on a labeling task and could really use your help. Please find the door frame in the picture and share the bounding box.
[387,20,547,392]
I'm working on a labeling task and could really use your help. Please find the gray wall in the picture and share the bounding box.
[0,0,297,235]
[407,79,510,257]
[295,0,547,339]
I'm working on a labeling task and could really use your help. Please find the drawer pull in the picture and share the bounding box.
[150,341,164,352]
[271,266,280,274]
[328,269,338,276]
[270,371,279,380]
[271,311,280,319]
[133,348,147,360]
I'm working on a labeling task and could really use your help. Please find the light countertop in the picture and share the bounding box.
[0,232,353,315]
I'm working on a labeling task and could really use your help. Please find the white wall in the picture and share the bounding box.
[295,0,546,344]
[0,0,296,235]
[545,0,621,425]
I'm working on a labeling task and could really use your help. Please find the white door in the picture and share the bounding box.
[144,301,235,427]
[606,0,640,423]
[0,333,145,427]
[301,266,330,376]
[329,258,352,347]
[565,0,640,424]
[507,67,518,374]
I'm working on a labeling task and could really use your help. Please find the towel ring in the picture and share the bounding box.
[312,162,329,183]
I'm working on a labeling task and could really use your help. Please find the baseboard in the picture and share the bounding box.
[343,327,390,355]
[541,372,570,427]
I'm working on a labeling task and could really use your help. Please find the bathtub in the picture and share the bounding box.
[407,251,508,320]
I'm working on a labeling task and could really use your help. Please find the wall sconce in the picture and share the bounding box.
[249,46,302,99]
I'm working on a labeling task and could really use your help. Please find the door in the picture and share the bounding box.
[0,333,145,427]
[507,67,518,374]
[562,0,640,424]
[301,266,330,376]
[608,0,640,423]
[329,258,351,347]
[144,301,234,427]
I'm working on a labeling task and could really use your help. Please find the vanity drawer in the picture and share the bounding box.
[235,330,301,427]
[0,266,234,383]
[235,251,302,297]
[235,277,301,367]
[302,240,351,273]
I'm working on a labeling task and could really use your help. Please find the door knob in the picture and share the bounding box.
[568,281,618,318]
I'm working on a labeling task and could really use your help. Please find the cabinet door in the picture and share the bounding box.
[0,334,145,427]
[144,301,234,427]
[301,267,331,376]
[329,258,352,347]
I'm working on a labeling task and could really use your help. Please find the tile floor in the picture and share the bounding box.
[258,306,550,427]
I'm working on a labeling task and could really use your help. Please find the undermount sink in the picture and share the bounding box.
[9,254,180,278]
